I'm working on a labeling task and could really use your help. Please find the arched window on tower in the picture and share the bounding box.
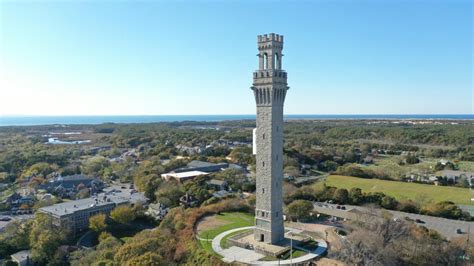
[275,53,280,70]
[263,53,268,69]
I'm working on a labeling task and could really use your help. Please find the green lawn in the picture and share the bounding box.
[198,212,254,240]
[260,249,307,261]
[197,212,254,255]
[325,175,474,205]
[199,238,216,255]
[220,229,252,248]
[458,161,474,172]
[364,155,435,179]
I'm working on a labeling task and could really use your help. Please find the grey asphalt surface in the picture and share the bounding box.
[313,203,474,240]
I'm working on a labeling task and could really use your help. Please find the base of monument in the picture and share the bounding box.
[212,226,328,265]
[229,229,311,257]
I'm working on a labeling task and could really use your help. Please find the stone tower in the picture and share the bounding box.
[251,33,288,244]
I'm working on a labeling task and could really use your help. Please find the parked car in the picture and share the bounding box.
[415,219,425,224]
[456,228,463,234]
[341,206,346,210]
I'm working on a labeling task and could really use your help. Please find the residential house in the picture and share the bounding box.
[179,193,198,208]
[207,179,227,191]
[10,250,31,266]
[145,203,169,221]
[37,174,103,198]
[439,170,474,186]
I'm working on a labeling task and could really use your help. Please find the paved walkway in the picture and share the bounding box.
[211,226,328,265]
[195,235,212,242]
[212,226,254,254]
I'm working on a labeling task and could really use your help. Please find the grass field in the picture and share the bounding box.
[325,175,474,205]
[458,161,474,172]
[364,155,434,179]
[197,212,254,239]
[197,212,254,254]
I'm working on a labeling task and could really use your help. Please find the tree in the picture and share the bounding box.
[76,188,90,199]
[349,187,364,204]
[334,188,349,204]
[81,156,110,177]
[89,213,107,233]
[126,252,164,266]
[23,162,57,178]
[110,205,135,224]
[381,196,398,210]
[29,213,66,264]
[405,153,420,164]
[134,174,161,201]
[286,200,313,221]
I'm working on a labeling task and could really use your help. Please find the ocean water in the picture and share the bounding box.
[0,114,473,126]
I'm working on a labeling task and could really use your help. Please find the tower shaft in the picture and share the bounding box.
[252,33,288,244]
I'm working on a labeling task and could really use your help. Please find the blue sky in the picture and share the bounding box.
[0,0,472,115]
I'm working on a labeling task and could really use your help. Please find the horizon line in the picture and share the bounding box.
[2,113,473,117]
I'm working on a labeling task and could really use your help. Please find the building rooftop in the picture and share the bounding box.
[207,179,227,186]
[39,185,146,217]
[57,174,94,181]
[10,250,31,263]
[39,194,126,217]
[187,160,219,168]
[439,170,474,177]
[161,171,209,180]
[175,160,229,173]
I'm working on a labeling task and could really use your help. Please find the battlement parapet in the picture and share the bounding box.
[258,33,284,43]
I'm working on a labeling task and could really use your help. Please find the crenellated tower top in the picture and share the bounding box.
[256,33,284,71]
[252,33,288,107]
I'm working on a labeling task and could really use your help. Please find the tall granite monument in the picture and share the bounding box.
[252,33,288,244]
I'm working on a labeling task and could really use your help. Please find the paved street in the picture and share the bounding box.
[313,203,474,240]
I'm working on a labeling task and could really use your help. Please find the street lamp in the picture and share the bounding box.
[289,232,293,266]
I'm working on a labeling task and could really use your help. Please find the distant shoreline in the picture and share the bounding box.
[0,114,473,127]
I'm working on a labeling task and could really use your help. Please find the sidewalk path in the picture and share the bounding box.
[211,226,328,265]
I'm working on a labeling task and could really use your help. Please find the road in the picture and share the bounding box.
[313,202,474,240]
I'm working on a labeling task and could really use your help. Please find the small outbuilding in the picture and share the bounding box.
[10,250,31,266]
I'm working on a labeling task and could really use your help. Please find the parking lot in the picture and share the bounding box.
[313,202,474,240]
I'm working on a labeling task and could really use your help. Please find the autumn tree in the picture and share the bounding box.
[334,188,349,204]
[29,213,67,264]
[286,200,313,221]
[110,205,136,224]
[89,213,107,233]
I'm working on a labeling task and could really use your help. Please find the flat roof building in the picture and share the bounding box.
[10,250,31,266]
[38,186,146,235]
[174,160,229,173]
[161,171,209,183]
